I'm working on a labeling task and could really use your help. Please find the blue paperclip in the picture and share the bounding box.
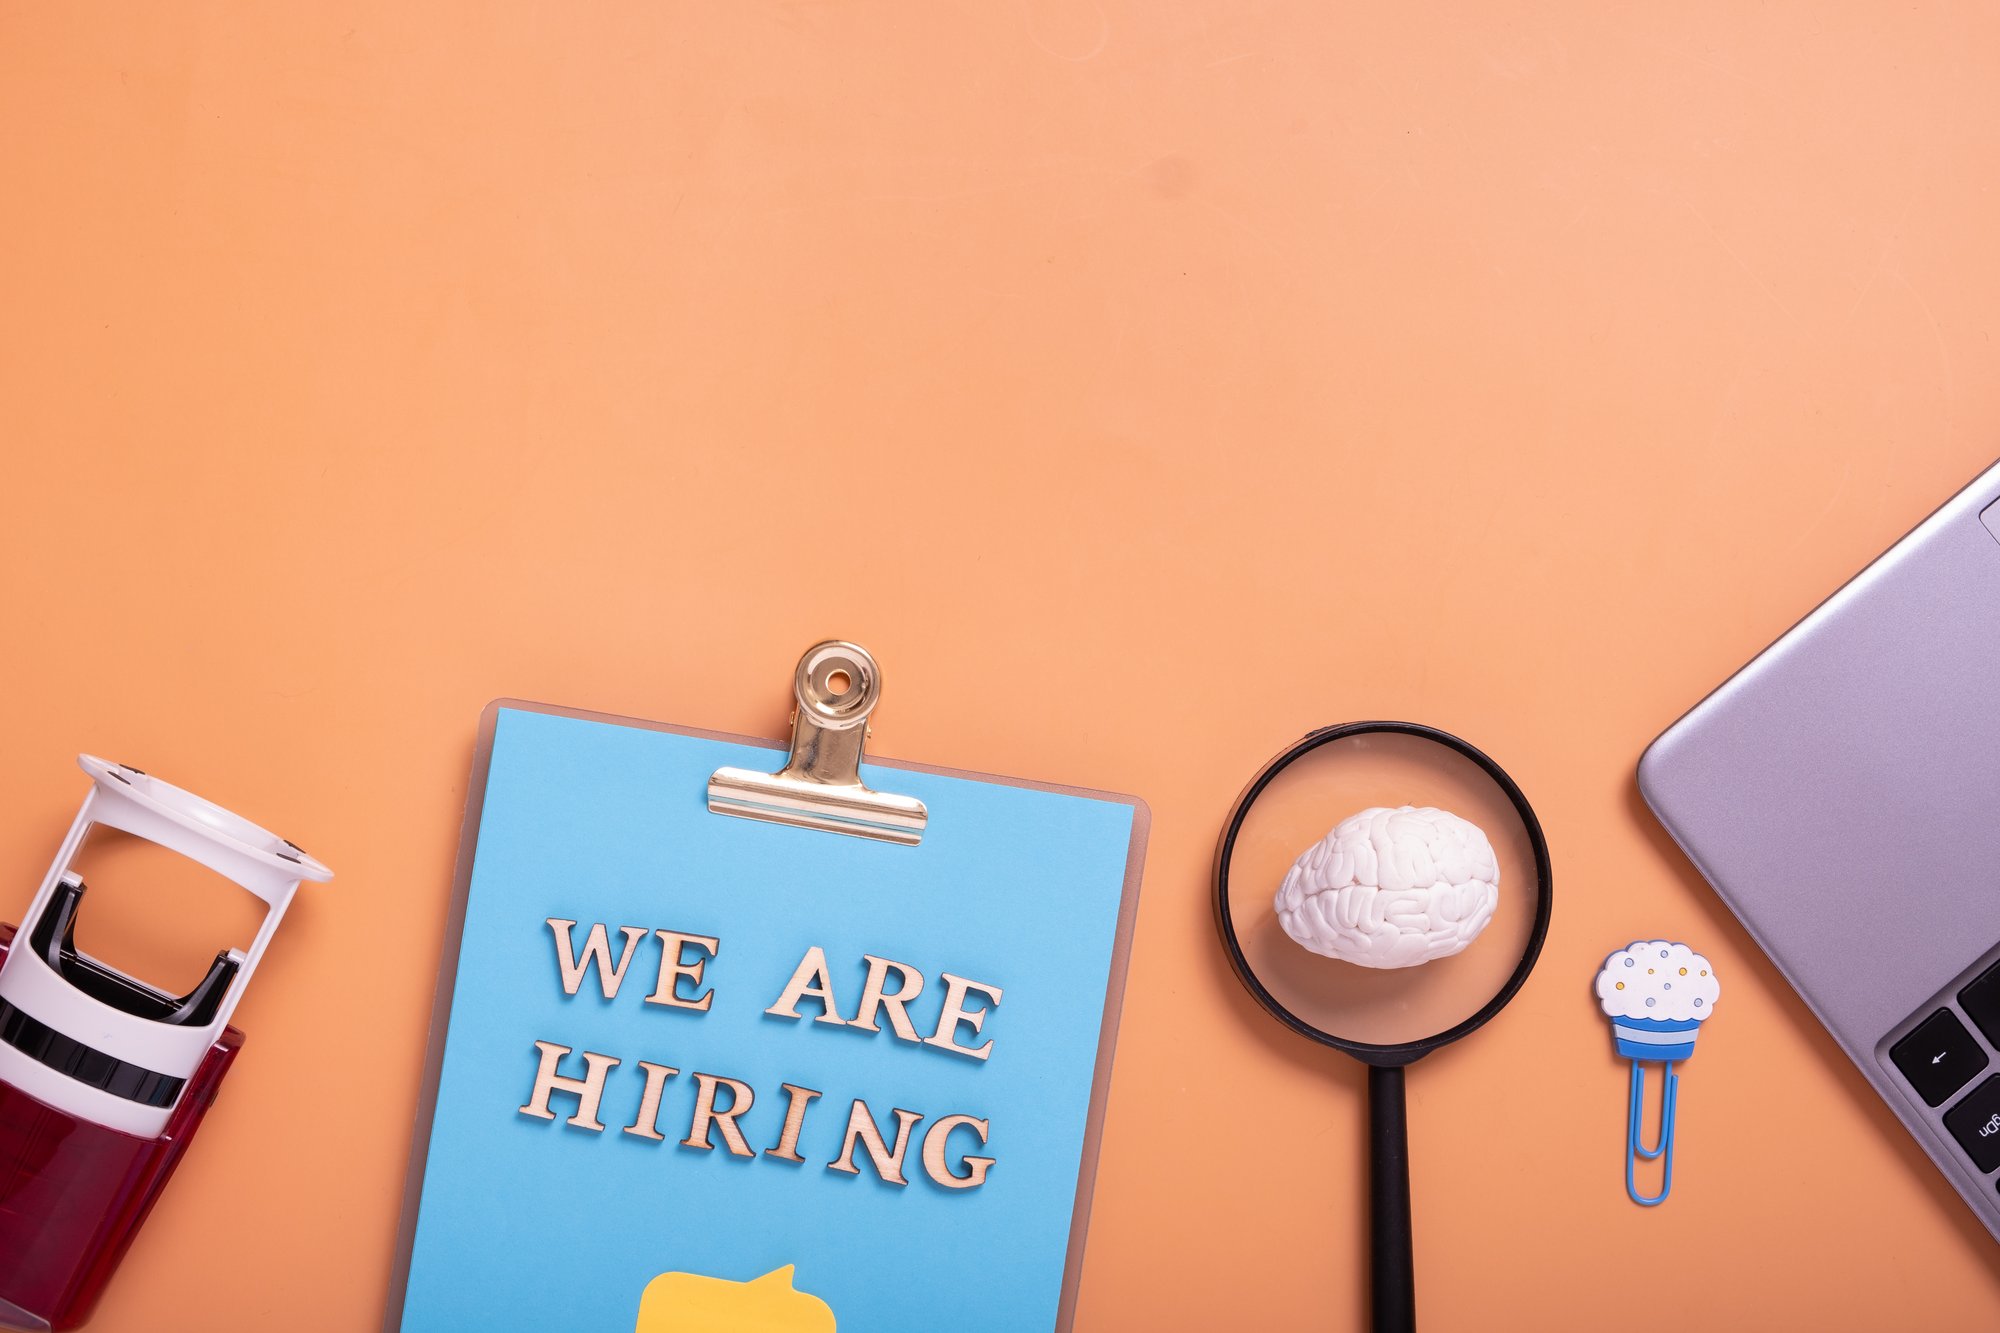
[1625,1059,1678,1205]
[1596,940,1719,1209]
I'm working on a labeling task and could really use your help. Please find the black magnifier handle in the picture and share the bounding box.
[1367,1064,1416,1333]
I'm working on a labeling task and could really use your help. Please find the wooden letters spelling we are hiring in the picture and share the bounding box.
[518,919,1002,1191]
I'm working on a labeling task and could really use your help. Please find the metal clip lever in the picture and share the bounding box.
[707,640,928,845]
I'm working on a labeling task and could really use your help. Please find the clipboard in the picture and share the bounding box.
[386,643,1148,1333]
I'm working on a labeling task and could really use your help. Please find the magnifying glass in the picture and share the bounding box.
[1213,722,1553,1333]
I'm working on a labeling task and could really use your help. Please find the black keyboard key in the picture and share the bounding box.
[1891,1009,1989,1106]
[1959,960,2000,1049]
[1945,1075,2000,1172]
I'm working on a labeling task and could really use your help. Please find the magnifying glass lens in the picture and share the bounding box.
[1223,730,1542,1048]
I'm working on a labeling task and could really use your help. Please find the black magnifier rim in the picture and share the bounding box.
[1213,720,1554,1067]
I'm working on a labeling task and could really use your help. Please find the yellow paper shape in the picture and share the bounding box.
[633,1265,836,1333]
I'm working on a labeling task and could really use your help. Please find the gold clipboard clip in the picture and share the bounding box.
[707,640,929,845]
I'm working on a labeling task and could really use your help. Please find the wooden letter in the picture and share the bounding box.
[623,1060,681,1141]
[517,1039,620,1132]
[645,930,721,1012]
[545,918,650,999]
[763,946,848,1026]
[682,1073,757,1157]
[826,1099,923,1186]
[922,1114,994,1190]
[764,1083,823,1164]
[849,954,925,1042]
[923,973,1003,1061]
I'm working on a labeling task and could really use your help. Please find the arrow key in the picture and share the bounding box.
[1892,1009,1989,1107]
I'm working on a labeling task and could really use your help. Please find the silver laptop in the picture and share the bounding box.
[1641,458,2000,1242]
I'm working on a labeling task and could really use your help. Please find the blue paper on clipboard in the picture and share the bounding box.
[389,697,1147,1333]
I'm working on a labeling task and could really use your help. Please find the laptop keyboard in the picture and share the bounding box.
[1887,956,2000,1185]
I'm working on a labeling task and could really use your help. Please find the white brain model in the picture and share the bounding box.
[1595,941,1719,1021]
[1274,806,1499,970]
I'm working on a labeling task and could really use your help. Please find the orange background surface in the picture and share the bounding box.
[3,3,1999,1329]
